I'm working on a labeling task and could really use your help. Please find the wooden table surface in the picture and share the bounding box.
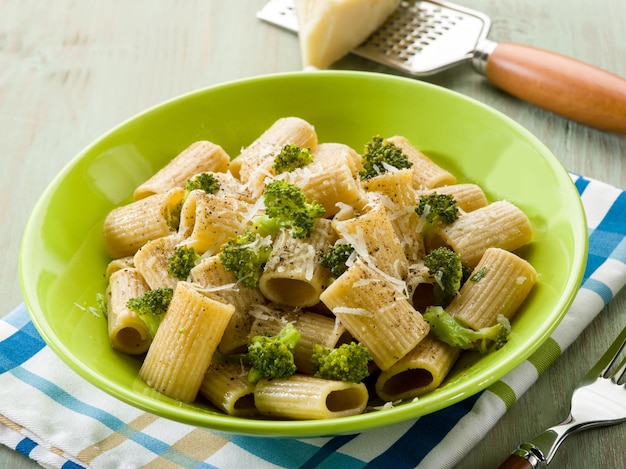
[1,1,624,467]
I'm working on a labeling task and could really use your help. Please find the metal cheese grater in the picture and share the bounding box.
[257,0,626,133]
[257,0,493,76]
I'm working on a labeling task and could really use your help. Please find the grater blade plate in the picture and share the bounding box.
[257,0,491,76]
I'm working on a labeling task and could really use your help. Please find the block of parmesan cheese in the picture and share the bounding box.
[294,0,400,69]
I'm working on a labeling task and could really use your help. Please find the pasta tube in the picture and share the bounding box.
[258,219,336,307]
[417,183,488,213]
[283,143,366,216]
[133,140,230,200]
[177,191,252,255]
[190,254,266,354]
[254,375,368,419]
[362,168,423,262]
[229,117,318,196]
[387,136,456,189]
[375,334,461,401]
[446,247,537,330]
[105,267,152,355]
[199,361,258,417]
[105,257,134,278]
[139,281,235,402]
[320,258,429,370]
[430,200,533,267]
[133,234,180,290]
[332,194,409,280]
[103,187,184,258]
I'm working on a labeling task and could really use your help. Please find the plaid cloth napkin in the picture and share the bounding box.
[1,174,625,469]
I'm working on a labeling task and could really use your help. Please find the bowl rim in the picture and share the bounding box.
[20,70,588,437]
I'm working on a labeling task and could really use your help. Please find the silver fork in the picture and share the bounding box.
[498,325,626,468]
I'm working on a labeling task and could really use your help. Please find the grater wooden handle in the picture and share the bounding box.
[497,454,536,469]
[481,41,626,133]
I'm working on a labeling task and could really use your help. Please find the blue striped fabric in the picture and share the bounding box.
[0,320,44,373]
[0,174,624,469]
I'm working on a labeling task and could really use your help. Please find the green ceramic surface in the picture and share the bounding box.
[20,71,587,437]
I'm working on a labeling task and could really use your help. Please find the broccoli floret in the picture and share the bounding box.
[247,323,301,383]
[415,193,459,232]
[167,245,198,280]
[312,342,372,383]
[423,306,511,354]
[359,135,413,181]
[253,180,325,239]
[185,172,220,196]
[424,247,464,306]
[318,243,355,278]
[126,287,174,338]
[219,231,272,288]
[272,144,313,174]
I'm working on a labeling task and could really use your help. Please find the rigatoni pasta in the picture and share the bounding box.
[446,247,537,330]
[134,140,230,200]
[375,333,461,401]
[319,258,429,370]
[190,254,267,354]
[103,187,184,258]
[362,167,423,261]
[282,142,366,216]
[139,281,235,402]
[417,183,488,213]
[387,135,456,189]
[100,116,538,420]
[177,191,252,255]
[105,267,152,355]
[332,194,409,280]
[428,200,533,267]
[133,234,180,290]
[258,218,336,307]
[254,375,369,419]
[199,361,259,417]
[229,116,318,197]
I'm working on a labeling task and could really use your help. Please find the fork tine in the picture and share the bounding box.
[611,353,626,384]
[594,325,626,379]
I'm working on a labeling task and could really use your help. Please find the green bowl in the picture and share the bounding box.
[20,71,587,437]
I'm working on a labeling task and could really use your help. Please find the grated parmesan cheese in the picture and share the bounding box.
[248,304,275,321]
[304,243,316,281]
[332,306,374,317]
[241,195,266,227]
[202,283,239,293]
